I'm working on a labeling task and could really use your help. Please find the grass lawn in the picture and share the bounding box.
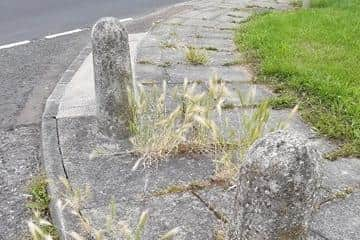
[235,0,360,159]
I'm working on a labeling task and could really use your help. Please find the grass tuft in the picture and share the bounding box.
[28,179,179,240]
[138,60,156,65]
[269,94,298,109]
[203,46,219,51]
[128,77,228,167]
[185,47,208,65]
[127,77,282,182]
[158,61,172,68]
[222,59,243,66]
[290,0,303,7]
[27,175,59,239]
[161,41,177,49]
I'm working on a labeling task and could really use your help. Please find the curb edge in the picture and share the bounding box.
[41,45,92,239]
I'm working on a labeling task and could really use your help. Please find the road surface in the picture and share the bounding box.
[0,1,186,238]
[0,0,185,45]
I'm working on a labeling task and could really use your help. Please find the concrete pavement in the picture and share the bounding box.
[0,2,194,238]
[43,0,360,239]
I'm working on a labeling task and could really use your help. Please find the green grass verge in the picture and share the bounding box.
[235,0,360,159]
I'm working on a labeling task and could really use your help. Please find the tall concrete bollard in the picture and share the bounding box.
[229,131,320,240]
[91,17,133,139]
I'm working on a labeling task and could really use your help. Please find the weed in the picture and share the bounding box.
[246,4,261,9]
[128,77,228,167]
[158,61,172,68]
[153,178,228,197]
[202,46,218,51]
[269,94,298,109]
[290,0,303,7]
[325,143,360,160]
[127,75,281,182]
[242,101,271,149]
[27,176,50,215]
[222,102,236,110]
[185,47,208,65]
[227,14,242,18]
[153,180,212,196]
[138,60,156,65]
[28,211,57,240]
[27,175,59,239]
[213,228,226,240]
[28,179,179,240]
[222,60,243,66]
[161,41,177,49]
[333,187,353,200]
[219,27,234,31]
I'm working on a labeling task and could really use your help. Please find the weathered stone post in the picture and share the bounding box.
[303,0,311,8]
[229,131,320,240]
[91,17,133,139]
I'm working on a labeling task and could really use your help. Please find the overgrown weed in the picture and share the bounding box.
[129,77,228,169]
[128,76,295,183]
[185,47,208,65]
[27,175,59,239]
[28,178,179,240]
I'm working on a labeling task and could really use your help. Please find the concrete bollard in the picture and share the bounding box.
[303,0,311,8]
[91,17,133,139]
[229,131,320,240]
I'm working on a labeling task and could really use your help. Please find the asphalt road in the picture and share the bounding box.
[0,0,185,45]
[0,1,186,238]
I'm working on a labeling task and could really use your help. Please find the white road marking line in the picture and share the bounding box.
[45,29,83,39]
[0,40,31,50]
[119,17,134,22]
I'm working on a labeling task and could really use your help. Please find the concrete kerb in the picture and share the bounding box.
[41,45,92,239]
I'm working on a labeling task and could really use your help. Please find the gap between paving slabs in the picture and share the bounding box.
[49,0,360,239]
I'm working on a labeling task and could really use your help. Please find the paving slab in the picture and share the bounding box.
[136,46,163,65]
[152,24,234,39]
[166,65,252,84]
[311,192,360,240]
[135,64,168,84]
[82,192,220,240]
[57,117,216,209]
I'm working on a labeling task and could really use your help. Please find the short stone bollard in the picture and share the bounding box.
[229,131,320,240]
[91,17,133,139]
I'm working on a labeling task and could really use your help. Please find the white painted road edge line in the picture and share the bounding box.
[119,17,134,22]
[45,29,83,39]
[0,40,31,50]
[44,17,132,39]
[0,17,134,49]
